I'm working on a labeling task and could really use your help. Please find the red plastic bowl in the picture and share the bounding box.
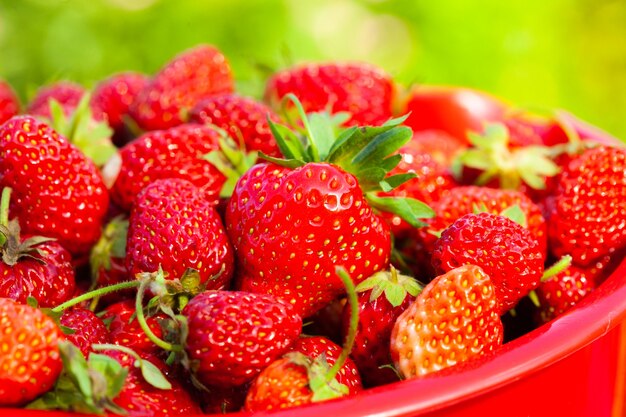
[13,258,626,417]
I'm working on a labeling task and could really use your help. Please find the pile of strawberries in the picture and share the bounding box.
[0,44,625,415]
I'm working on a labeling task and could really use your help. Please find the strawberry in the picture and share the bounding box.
[0,188,75,307]
[189,93,282,157]
[0,80,19,125]
[126,178,234,289]
[265,62,395,126]
[181,290,302,388]
[100,300,166,355]
[417,186,548,259]
[0,116,110,256]
[398,86,508,144]
[243,356,315,411]
[26,81,86,119]
[390,265,504,378]
[107,349,202,416]
[130,45,234,131]
[547,145,626,266]
[340,269,421,387]
[291,336,363,393]
[534,265,596,324]
[244,335,363,412]
[105,123,225,212]
[59,307,110,358]
[90,72,149,146]
[0,297,64,405]
[432,212,544,314]
[409,130,466,166]
[378,138,457,237]
[226,108,432,317]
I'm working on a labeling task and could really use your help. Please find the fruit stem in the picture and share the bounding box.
[326,267,359,384]
[541,255,572,282]
[92,343,143,363]
[135,278,183,352]
[51,280,142,313]
[0,187,11,246]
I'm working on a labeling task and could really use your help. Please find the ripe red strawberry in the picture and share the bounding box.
[378,139,457,237]
[105,123,225,211]
[59,307,110,357]
[226,111,431,318]
[243,356,314,411]
[547,145,626,266]
[409,130,466,166]
[189,93,282,157]
[244,335,363,412]
[227,162,391,317]
[390,265,504,378]
[90,72,149,146]
[100,300,166,355]
[0,116,110,256]
[130,45,234,131]
[340,269,420,387]
[0,297,64,405]
[418,186,548,259]
[106,349,203,416]
[534,265,596,324]
[0,188,75,307]
[26,81,86,119]
[291,336,363,393]
[265,62,394,126]
[126,178,234,289]
[398,86,508,144]
[432,212,544,314]
[181,290,302,387]
[0,80,19,125]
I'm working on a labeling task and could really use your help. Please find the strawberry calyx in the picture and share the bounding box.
[27,341,171,415]
[355,266,422,308]
[263,94,434,227]
[47,92,117,166]
[0,187,55,266]
[452,123,560,190]
[89,216,129,286]
[203,131,259,198]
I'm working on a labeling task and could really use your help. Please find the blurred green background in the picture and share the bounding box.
[0,0,625,138]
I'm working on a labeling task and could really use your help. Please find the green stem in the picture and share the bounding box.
[92,343,142,364]
[541,255,572,282]
[326,267,359,384]
[135,278,182,352]
[52,280,142,313]
[0,187,11,246]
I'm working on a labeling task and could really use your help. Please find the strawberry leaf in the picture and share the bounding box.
[500,205,527,228]
[139,360,172,390]
[366,194,434,228]
[384,284,406,308]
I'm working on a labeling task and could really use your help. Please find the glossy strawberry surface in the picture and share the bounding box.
[26,81,85,119]
[126,178,234,289]
[0,81,19,125]
[107,123,225,211]
[547,145,626,266]
[0,116,109,256]
[189,93,282,157]
[182,290,302,387]
[391,265,503,378]
[0,298,64,406]
[226,162,391,318]
[59,307,110,357]
[130,45,234,131]
[265,62,394,126]
[432,212,544,314]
